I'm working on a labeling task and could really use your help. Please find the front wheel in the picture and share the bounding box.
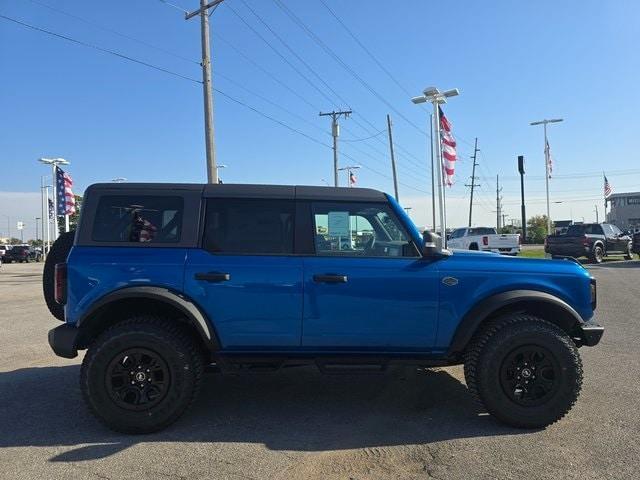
[625,242,633,260]
[464,314,582,429]
[81,316,204,433]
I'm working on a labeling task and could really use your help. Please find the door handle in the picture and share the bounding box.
[313,274,348,283]
[195,272,230,282]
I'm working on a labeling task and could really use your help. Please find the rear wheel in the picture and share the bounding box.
[469,243,479,251]
[590,245,604,264]
[80,316,204,433]
[464,314,582,428]
[625,242,633,260]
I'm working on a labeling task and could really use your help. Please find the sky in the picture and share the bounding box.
[1,0,639,240]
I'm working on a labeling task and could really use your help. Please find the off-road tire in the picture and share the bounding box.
[590,244,604,264]
[42,231,75,321]
[80,316,204,434]
[464,314,583,429]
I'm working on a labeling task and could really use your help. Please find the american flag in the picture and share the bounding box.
[349,171,357,186]
[55,166,76,216]
[439,107,457,186]
[604,175,612,198]
[545,139,553,178]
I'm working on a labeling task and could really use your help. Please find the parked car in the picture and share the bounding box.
[3,245,37,263]
[632,231,640,257]
[545,223,633,263]
[0,245,10,259]
[447,227,520,255]
[46,183,602,433]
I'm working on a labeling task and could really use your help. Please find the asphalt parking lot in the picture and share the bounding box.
[1,261,639,480]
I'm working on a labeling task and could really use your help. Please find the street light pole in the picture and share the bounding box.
[530,118,563,235]
[412,87,459,244]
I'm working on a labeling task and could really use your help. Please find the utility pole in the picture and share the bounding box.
[185,0,225,184]
[595,204,599,223]
[496,174,503,230]
[386,114,399,201]
[502,213,509,229]
[35,217,39,243]
[319,110,352,186]
[465,137,480,227]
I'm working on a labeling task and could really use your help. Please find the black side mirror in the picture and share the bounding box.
[422,230,449,258]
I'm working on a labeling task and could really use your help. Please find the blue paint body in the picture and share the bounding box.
[65,192,594,356]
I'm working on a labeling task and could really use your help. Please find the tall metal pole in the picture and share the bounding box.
[496,175,502,230]
[429,115,436,231]
[386,114,399,201]
[44,186,51,252]
[433,103,446,242]
[51,163,58,240]
[466,137,479,227]
[595,205,599,223]
[518,155,527,242]
[35,217,39,243]
[40,175,45,249]
[543,122,551,235]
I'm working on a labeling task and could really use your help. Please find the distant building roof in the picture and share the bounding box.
[608,192,640,198]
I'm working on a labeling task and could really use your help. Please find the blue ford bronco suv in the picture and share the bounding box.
[45,183,603,433]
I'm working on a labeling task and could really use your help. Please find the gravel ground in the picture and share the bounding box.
[1,261,639,479]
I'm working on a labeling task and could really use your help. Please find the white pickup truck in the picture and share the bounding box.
[447,227,520,255]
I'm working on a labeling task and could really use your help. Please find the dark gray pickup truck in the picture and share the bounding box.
[545,223,633,263]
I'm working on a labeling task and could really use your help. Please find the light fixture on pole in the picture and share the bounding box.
[112,177,127,183]
[215,164,227,184]
[412,86,459,244]
[338,165,361,188]
[530,118,563,235]
[38,157,70,241]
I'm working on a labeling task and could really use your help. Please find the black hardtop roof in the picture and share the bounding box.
[85,183,387,202]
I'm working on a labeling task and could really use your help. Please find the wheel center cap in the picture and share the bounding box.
[521,368,532,378]
[135,372,146,382]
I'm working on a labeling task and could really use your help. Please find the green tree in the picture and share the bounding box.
[8,237,22,245]
[527,215,552,243]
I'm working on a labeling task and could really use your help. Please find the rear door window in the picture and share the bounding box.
[203,199,295,255]
[92,196,184,243]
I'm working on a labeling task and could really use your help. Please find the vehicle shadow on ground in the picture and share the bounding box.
[0,365,524,462]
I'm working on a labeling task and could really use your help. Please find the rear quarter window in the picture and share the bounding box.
[91,195,184,243]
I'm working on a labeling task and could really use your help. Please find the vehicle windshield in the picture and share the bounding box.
[11,246,28,252]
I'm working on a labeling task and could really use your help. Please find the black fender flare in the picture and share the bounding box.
[76,286,220,350]
[447,289,584,357]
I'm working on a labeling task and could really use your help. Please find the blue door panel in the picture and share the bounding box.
[302,257,439,350]
[184,250,303,348]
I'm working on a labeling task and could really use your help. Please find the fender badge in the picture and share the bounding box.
[442,276,459,287]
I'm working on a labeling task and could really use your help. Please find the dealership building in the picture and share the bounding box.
[606,192,640,229]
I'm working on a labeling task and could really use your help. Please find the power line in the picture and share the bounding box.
[238,0,351,109]
[271,0,428,138]
[155,0,189,14]
[341,130,386,142]
[26,0,199,65]
[225,2,339,109]
[0,14,202,84]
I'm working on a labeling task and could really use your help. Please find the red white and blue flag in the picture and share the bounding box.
[349,171,357,186]
[545,139,554,178]
[55,166,76,216]
[604,175,612,198]
[439,107,456,186]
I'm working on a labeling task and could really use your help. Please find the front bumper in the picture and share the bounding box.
[577,319,604,347]
[48,324,80,359]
